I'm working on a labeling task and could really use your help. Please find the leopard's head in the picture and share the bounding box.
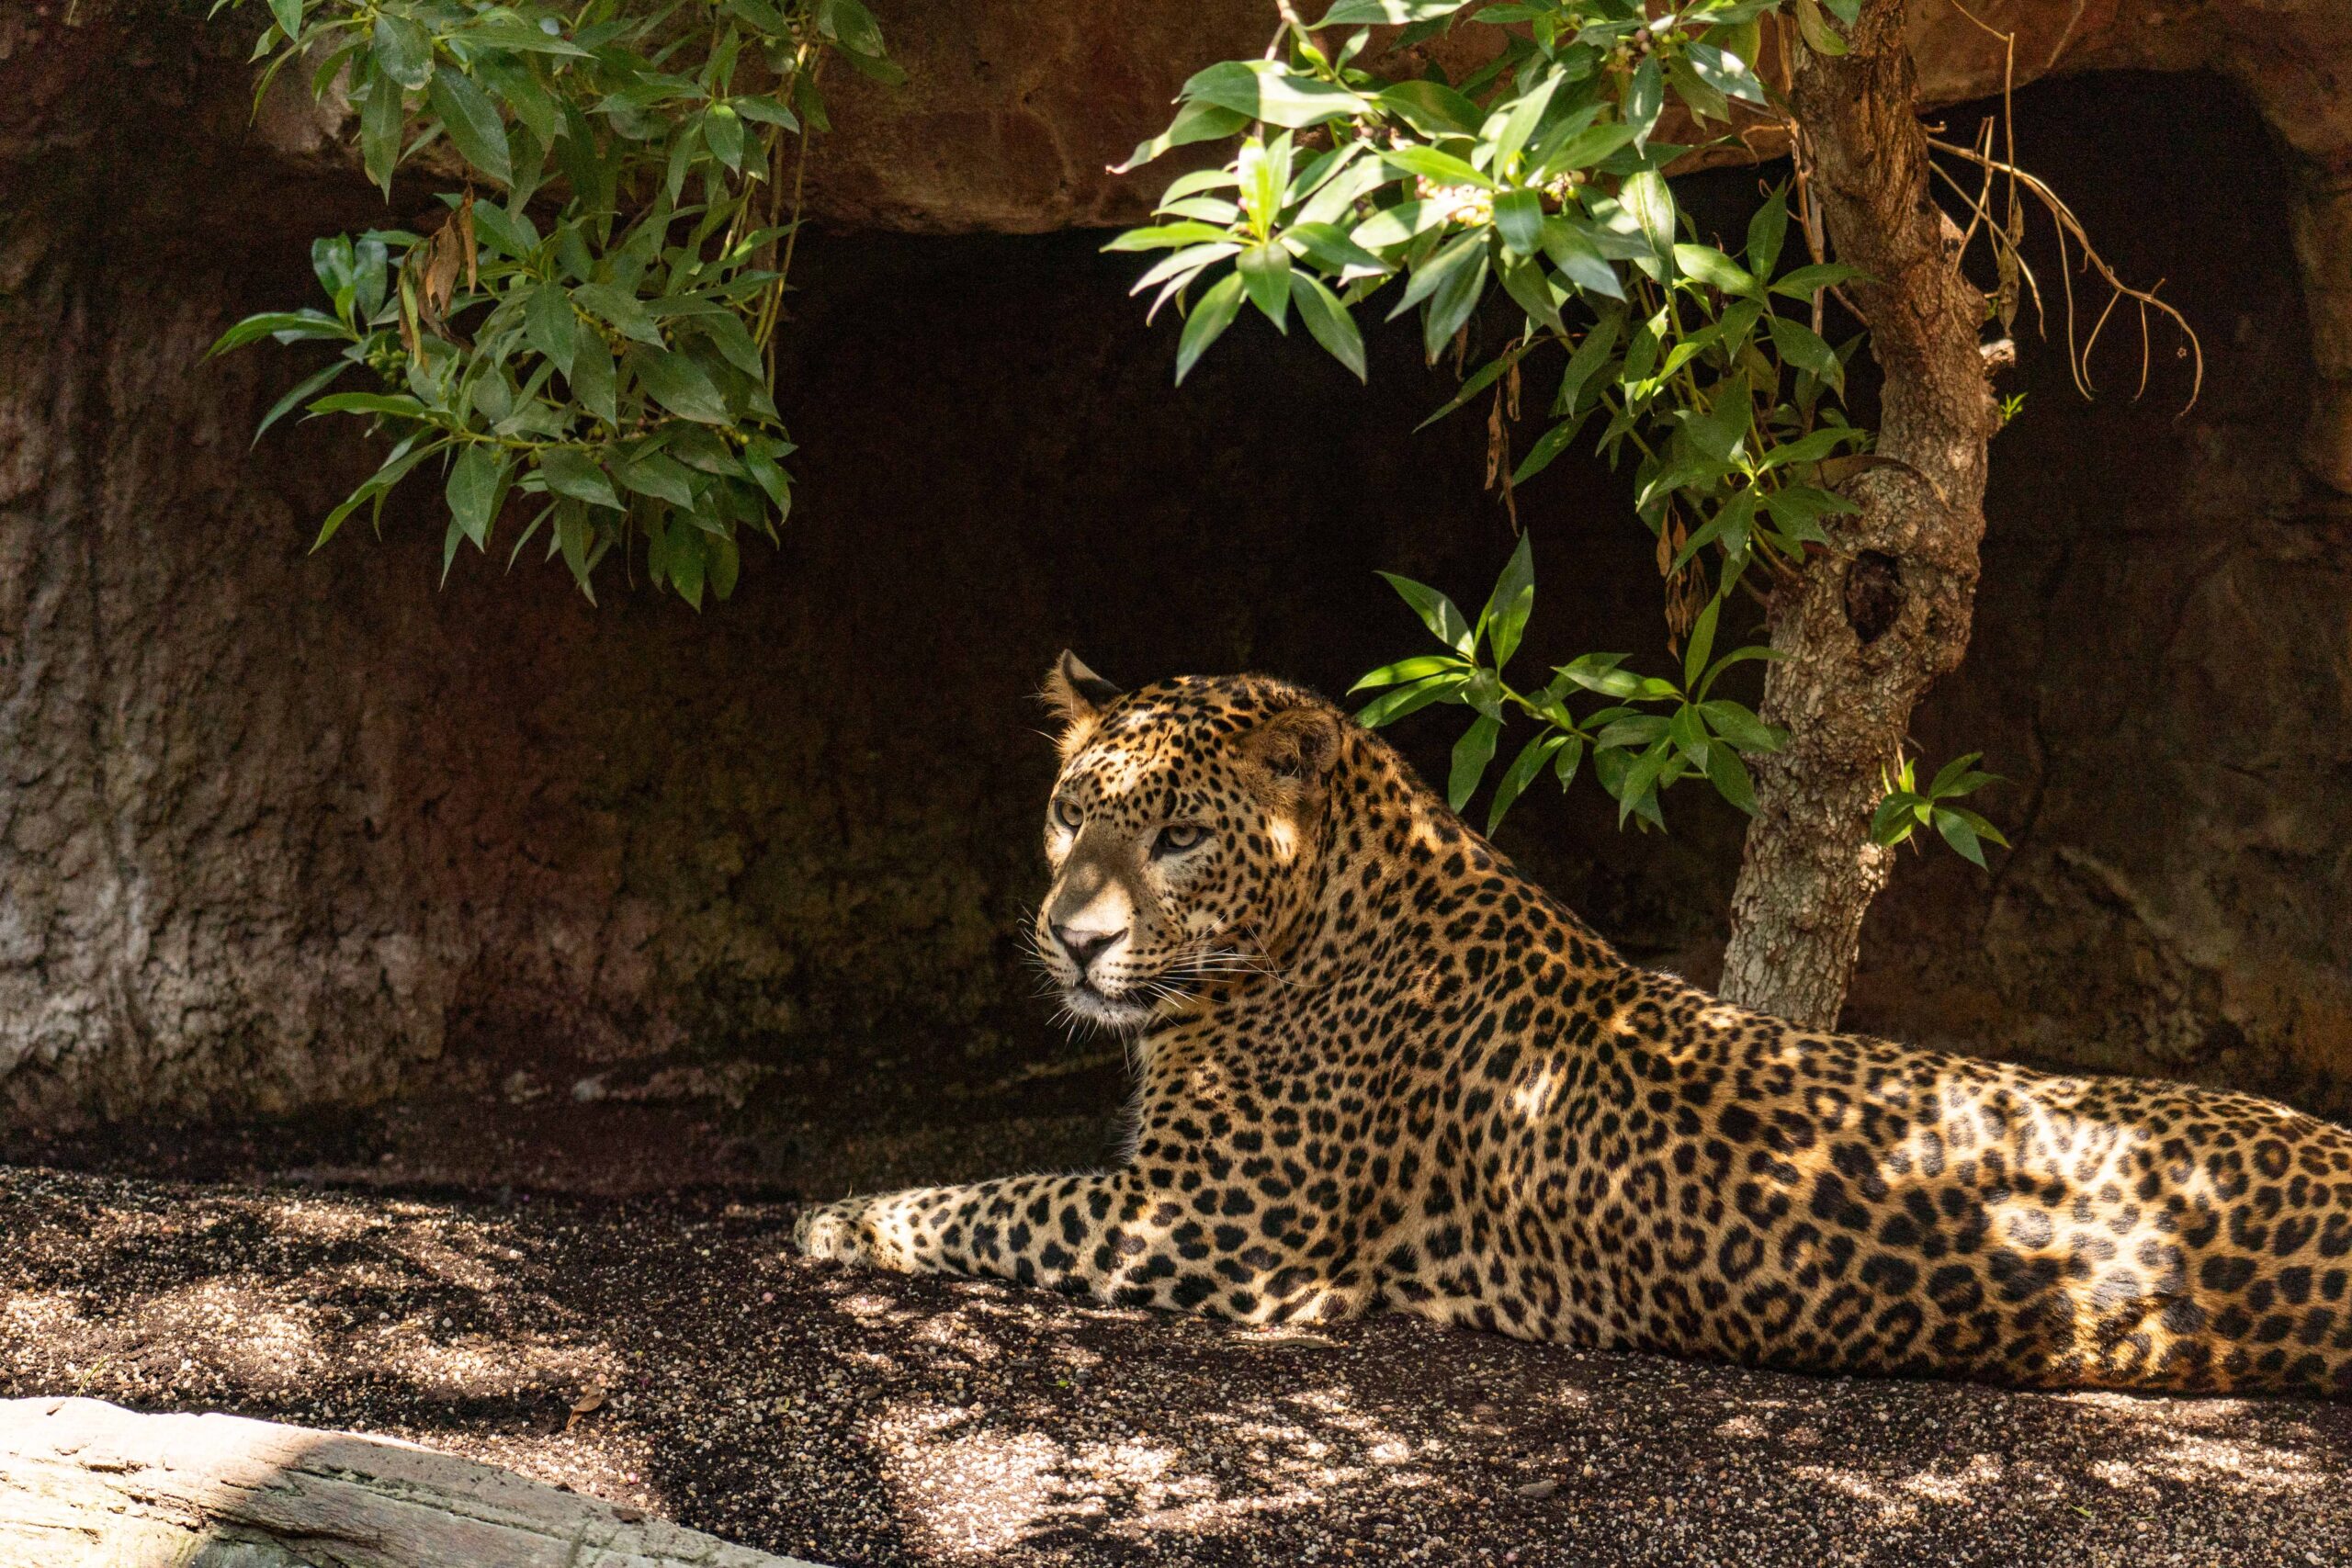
[1033,652,1347,1032]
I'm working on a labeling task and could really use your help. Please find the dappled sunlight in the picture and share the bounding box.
[6,1165,2351,1564]
[866,1375,1444,1559]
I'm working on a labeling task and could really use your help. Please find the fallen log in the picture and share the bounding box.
[0,1395,821,1568]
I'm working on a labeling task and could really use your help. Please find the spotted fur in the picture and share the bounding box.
[797,667,2352,1395]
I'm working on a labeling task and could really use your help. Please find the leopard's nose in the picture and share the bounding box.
[1053,924,1124,974]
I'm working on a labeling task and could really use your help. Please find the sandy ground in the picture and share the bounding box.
[3,1140,2350,1568]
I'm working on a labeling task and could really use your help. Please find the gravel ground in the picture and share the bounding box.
[3,1160,2350,1568]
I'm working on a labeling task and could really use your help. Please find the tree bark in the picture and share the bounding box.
[1714,0,2000,1028]
[0,1396,819,1568]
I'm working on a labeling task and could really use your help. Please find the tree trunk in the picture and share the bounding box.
[1714,0,2001,1028]
[0,1396,817,1568]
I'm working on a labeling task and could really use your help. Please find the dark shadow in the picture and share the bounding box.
[5,1163,2349,1567]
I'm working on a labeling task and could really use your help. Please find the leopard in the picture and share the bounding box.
[796,653,2352,1395]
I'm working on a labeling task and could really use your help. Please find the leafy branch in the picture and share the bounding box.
[212,0,899,604]
[1871,751,2008,867]
[1352,536,1786,832]
[1114,0,1873,832]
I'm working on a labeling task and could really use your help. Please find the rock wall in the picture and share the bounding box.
[1,4,2348,1128]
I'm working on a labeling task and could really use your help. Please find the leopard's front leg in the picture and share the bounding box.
[794,1168,1369,1322]
[796,1170,1172,1301]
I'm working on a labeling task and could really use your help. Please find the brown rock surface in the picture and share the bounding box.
[1,3,2348,1131]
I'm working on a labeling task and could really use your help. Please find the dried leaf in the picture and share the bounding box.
[565,1382,608,1430]
[457,191,478,292]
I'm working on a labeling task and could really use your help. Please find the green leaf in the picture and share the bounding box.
[1614,738,1673,829]
[1871,791,1926,847]
[1939,805,2010,849]
[1374,80,1483,137]
[1687,41,1768,106]
[1539,220,1624,299]
[612,448,699,507]
[1479,534,1536,670]
[1351,653,1467,693]
[1321,0,1472,22]
[1510,410,1591,486]
[1553,732,1586,790]
[1379,145,1495,191]
[1747,188,1789,280]
[1447,713,1502,812]
[1554,309,1623,413]
[1237,243,1293,332]
[526,286,578,377]
[1696,644,1781,696]
[1704,738,1758,814]
[1106,221,1239,254]
[708,533,741,600]
[741,445,793,513]
[1933,807,1988,867]
[1378,571,1475,655]
[732,92,800,130]
[572,284,663,346]
[1928,752,2004,799]
[1355,671,1469,728]
[1351,201,1450,250]
[1619,169,1677,260]
[1294,273,1367,381]
[1672,244,1757,297]
[1668,703,1711,768]
[703,102,746,171]
[1116,100,1250,174]
[314,434,443,551]
[426,67,511,185]
[1492,189,1545,259]
[266,0,305,44]
[1183,61,1370,129]
[571,334,617,427]
[1175,272,1246,384]
[359,69,403,195]
[371,13,434,91]
[627,346,731,423]
[1792,0,1850,55]
[1131,243,1245,299]
[1682,596,1720,689]
[309,391,426,418]
[252,356,356,444]
[1760,425,1871,471]
[1624,56,1663,147]
[1544,120,1639,174]
[1683,370,1753,464]
[1770,262,1871,300]
[1420,239,1490,361]
[209,310,350,355]
[1498,256,1565,336]
[1283,221,1388,276]
[446,443,505,547]
[1490,75,1559,174]
[1769,313,1844,393]
[1697,699,1783,754]
[538,447,620,511]
[1664,53,1729,126]
[1562,654,1675,702]
[1488,731,1567,834]
[1418,340,1532,431]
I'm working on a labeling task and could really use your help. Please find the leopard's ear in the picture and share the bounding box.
[1041,650,1123,735]
[1246,703,1345,785]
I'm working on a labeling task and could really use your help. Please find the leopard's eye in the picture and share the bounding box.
[1152,823,1208,857]
[1054,797,1083,832]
